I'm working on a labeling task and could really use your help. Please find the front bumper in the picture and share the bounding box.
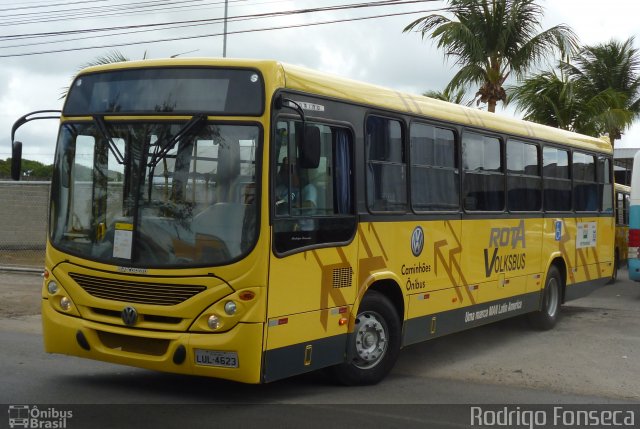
[42,301,264,384]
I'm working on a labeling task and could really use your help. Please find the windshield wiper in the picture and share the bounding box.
[93,115,125,165]
[145,113,208,202]
[148,113,208,168]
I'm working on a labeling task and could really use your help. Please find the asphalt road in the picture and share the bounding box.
[0,269,638,428]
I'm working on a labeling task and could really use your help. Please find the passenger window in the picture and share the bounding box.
[599,157,613,213]
[462,132,504,211]
[410,123,459,211]
[366,116,407,212]
[543,147,571,211]
[507,140,541,211]
[573,151,598,212]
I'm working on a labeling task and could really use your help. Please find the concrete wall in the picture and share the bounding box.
[0,181,49,250]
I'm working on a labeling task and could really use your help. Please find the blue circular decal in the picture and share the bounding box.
[411,226,424,257]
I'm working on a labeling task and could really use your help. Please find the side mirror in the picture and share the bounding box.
[300,125,320,169]
[9,110,62,181]
[11,141,22,181]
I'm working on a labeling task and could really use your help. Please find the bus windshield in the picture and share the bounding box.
[50,120,260,267]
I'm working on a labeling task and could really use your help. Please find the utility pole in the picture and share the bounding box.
[223,0,228,57]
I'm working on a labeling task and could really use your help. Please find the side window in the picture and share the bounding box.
[616,191,627,225]
[366,116,407,212]
[462,132,504,211]
[72,136,96,231]
[507,140,541,211]
[410,123,459,211]
[625,193,630,225]
[543,146,571,211]
[599,157,613,213]
[573,151,598,212]
[273,119,355,254]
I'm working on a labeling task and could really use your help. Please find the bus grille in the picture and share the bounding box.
[69,273,207,306]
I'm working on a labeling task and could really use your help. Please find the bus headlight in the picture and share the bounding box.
[224,301,237,315]
[59,296,72,311]
[190,288,260,333]
[208,314,222,330]
[47,281,58,295]
[45,279,80,316]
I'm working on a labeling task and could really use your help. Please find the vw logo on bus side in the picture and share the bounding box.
[411,226,424,257]
[121,306,138,326]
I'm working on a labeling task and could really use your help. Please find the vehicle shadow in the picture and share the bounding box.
[53,302,601,403]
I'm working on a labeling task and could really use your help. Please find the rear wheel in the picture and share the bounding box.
[528,265,562,330]
[329,291,401,385]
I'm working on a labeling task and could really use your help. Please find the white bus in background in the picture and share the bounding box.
[628,151,640,281]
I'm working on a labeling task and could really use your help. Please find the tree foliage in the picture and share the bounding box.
[566,38,640,146]
[508,37,640,146]
[0,158,54,180]
[404,0,577,112]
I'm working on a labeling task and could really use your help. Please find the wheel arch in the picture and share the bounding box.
[366,279,405,323]
[546,256,568,303]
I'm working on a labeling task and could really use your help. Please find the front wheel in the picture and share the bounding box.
[329,291,401,385]
[528,265,562,330]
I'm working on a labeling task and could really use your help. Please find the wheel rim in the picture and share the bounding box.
[353,310,388,370]
[545,278,559,318]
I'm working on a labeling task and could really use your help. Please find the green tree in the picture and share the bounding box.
[509,38,640,147]
[0,158,54,180]
[0,158,10,178]
[565,38,640,147]
[404,0,577,112]
[508,68,578,130]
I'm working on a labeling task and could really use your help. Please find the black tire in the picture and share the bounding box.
[329,291,401,385]
[528,265,562,330]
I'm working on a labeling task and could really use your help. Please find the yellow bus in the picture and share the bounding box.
[11,59,615,385]
[613,183,631,280]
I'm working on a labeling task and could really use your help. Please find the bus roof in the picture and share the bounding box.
[76,57,612,154]
[615,183,631,193]
[280,62,612,154]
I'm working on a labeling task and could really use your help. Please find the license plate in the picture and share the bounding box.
[194,349,238,368]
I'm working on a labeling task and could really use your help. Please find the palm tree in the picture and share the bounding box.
[565,38,640,147]
[508,68,578,130]
[509,38,640,147]
[404,0,577,112]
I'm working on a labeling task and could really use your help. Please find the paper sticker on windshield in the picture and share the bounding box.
[113,223,133,259]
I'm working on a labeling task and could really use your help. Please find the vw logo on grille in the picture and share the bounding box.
[411,226,424,257]
[121,306,138,326]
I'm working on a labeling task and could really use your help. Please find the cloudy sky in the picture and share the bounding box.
[1,0,640,165]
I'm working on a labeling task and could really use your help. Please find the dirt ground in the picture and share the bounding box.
[0,249,45,269]
[0,270,42,319]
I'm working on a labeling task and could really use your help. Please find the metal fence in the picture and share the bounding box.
[0,181,49,271]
